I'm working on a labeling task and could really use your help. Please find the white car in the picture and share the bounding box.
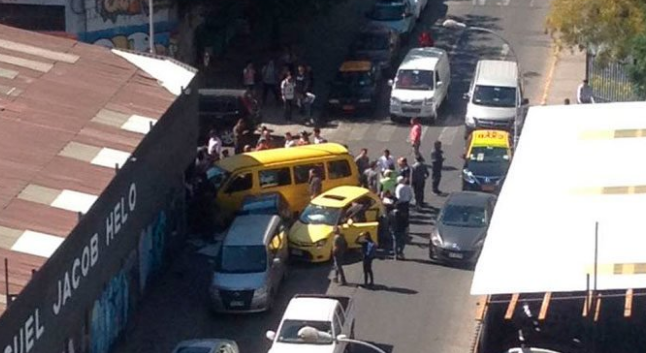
[266,294,355,353]
[171,339,239,353]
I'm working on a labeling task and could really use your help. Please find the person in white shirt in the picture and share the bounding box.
[395,176,412,233]
[281,72,296,121]
[577,79,595,104]
[207,129,222,159]
[377,149,396,174]
[313,127,327,144]
[284,132,296,148]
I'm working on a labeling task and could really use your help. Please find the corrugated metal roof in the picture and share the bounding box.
[0,24,196,315]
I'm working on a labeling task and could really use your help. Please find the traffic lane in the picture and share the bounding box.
[116,242,333,353]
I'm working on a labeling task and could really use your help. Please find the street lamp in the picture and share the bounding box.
[297,326,387,353]
[442,19,524,148]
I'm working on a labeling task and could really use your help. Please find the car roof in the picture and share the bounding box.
[312,186,371,208]
[283,297,338,321]
[199,88,248,97]
[172,339,237,352]
[340,61,373,72]
[469,129,511,148]
[445,191,495,207]
[474,60,518,87]
[224,214,281,246]
[399,47,446,70]
[216,143,350,172]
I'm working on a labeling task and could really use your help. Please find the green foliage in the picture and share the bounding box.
[628,33,646,96]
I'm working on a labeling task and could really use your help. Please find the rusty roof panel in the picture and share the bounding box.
[0,199,79,238]
[34,156,115,195]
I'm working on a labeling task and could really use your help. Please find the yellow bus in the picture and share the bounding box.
[207,143,360,218]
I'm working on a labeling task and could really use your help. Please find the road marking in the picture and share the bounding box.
[348,123,371,141]
[376,124,398,142]
[438,126,459,146]
[540,45,560,105]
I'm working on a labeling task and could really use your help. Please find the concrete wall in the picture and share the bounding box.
[0,80,198,353]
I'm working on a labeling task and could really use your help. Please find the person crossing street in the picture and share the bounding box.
[332,227,348,285]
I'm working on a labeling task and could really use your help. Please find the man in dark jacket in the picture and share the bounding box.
[430,140,444,195]
[332,227,348,285]
[411,156,430,209]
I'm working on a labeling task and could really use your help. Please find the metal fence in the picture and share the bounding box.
[586,53,646,102]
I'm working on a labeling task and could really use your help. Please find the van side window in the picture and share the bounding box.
[226,173,253,193]
[327,160,352,179]
[260,168,292,188]
[294,163,326,184]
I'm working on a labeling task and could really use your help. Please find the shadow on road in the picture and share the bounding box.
[363,283,418,295]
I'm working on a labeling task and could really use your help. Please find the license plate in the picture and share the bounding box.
[342,105,355,110]
[448,252,463,259]
[291,249,303,256]
[402,108,421,113]
[481,185,495,191]
[230,300,244,307]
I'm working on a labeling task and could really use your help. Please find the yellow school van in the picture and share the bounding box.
[208,143,360,219]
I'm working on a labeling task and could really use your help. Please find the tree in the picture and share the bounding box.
[628,33,646,96]
[546,0,646,64]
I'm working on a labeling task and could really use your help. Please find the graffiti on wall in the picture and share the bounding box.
[90,270,129,353]
[85,21,179,57]
[138,210,167,293]
[97,0,173,23]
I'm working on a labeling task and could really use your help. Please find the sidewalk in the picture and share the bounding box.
[543,48,586,105]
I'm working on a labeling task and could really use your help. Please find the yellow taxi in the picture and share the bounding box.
[462,129,512,193]
[287,186,384,262]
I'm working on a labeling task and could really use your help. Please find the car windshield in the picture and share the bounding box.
[468,146,510,164]
[441,204,487,228]
[369,5,405,21]
[277,320,334,344]
[218,245,267,273]
[334,71,373,87]
[395,69,434,90]
[299,205,342,225]
[206,166,230,190]
[473,85,517,107]
[354,33,390,51]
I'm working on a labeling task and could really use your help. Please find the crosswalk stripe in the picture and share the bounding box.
[438,126,459,146]
[348,123,371,141]
[376,124,399,142]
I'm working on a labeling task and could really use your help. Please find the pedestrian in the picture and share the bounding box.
[313,127,327,144]
[411,156,429,209]
[242,61,256,95]
[355,148,370,174]
[395,176,412,231]
[243,144,253,153]
[281,72,296,121]
[308,168,322,199]
[332,226,348,285]
[297,131,311,146]
[363,161,379,194]
[397,157,411,181]
[284,132,296,148]
[261,59,280,105]
[377,149,396,174]
[260,126,274,147]
[418,27,434,47]
[359,232,376,287]
[409,117,422,158]
[233,118,250,154]
[389,206,407,260]
[380,169,397,196]
[303,91,316,118]
[295,64,310,114]
[431,140,444,195]
[576,79,595,104]
[256,137,270,151]
[207,129,222,160]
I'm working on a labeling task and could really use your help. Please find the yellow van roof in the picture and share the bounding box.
[339,61,372,72]
[217,143,350,171]
[312,186,370,208]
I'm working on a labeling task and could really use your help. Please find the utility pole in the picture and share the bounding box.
[148,0,155,54]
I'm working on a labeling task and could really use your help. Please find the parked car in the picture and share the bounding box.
[210,214,289,313]
[327,60,382,115]
[198,88,261,146]
[429,192,496,264]
[288,186,383,262]
[388,47,451,124]
[266,294,355,353]
[349,24,400,72]
[366,1,415,40]
[171,339,239,353]
[462,129,512,193]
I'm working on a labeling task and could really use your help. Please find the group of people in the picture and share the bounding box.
[242,46,316,122]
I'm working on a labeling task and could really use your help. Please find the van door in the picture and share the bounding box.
[219,172,254,212]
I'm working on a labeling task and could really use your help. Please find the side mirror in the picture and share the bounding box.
[521,98,530,106]
[266,331,276,341]
[387,79,394,87]
[436,81,443,87]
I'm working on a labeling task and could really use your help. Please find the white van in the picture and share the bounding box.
[465,60,522,134]
[388,47,451,124]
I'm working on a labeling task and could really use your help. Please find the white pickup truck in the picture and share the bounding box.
[266,294,355,353]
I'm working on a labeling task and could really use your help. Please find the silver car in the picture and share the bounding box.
[210,214,288,313]
[171,339,239,353]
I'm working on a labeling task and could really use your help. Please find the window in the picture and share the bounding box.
[294,163,326,184]
[225,173,253,193]
[260,168,292,188]
[435,71,441,85]
[327,160,352,179]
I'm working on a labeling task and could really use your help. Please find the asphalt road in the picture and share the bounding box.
[116,1,551,353]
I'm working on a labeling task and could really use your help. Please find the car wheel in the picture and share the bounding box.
[220,129,235,146]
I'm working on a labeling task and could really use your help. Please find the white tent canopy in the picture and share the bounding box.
[471,102,646,295]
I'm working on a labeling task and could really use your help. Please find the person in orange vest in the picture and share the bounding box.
[418,28,434,47]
